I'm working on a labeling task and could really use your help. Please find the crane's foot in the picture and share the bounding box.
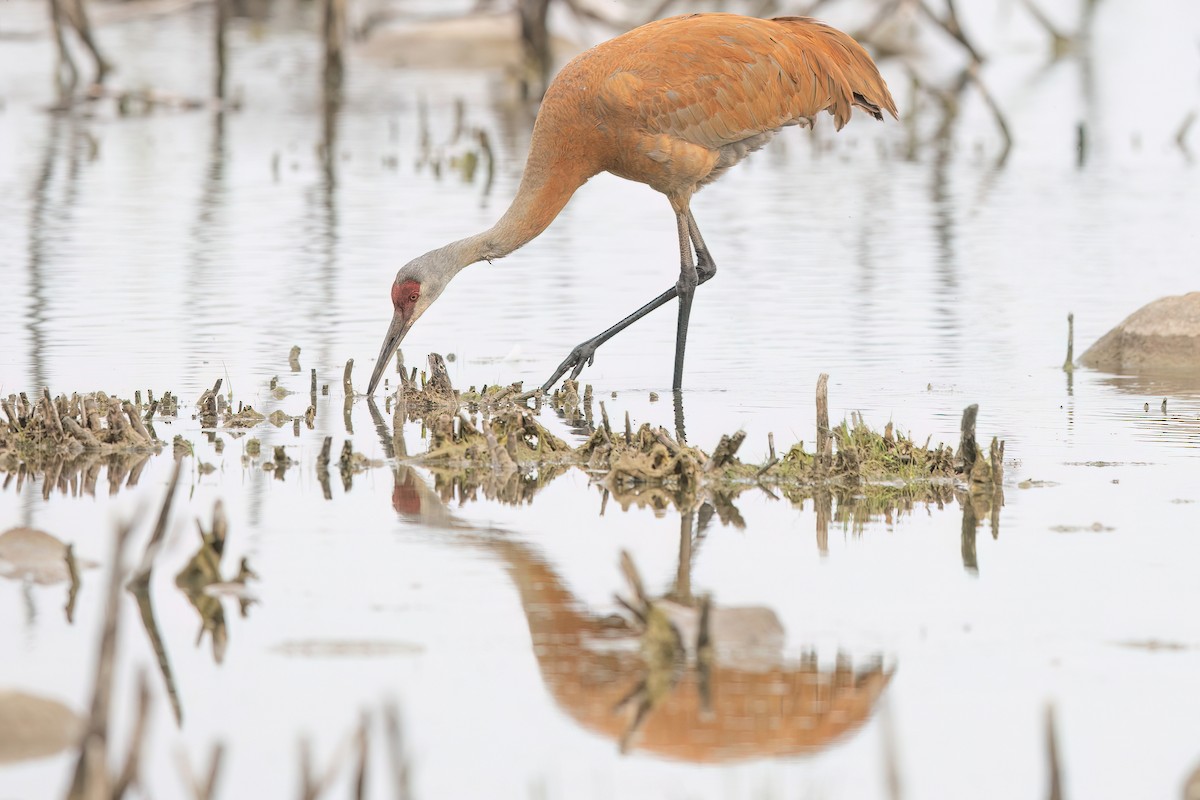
[541,338,603,393]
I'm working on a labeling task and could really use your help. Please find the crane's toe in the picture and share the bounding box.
[541,341,600,393]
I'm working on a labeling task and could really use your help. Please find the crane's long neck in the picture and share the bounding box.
[441,137,595,270]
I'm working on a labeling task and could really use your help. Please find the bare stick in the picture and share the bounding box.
[958,404,979,472]
[1062,313,1074,372]
[426,353,454,396]
[213,0,227,99]
[43,389,65,439]
[706,431,746,471]
[343,358,355,396]
[816,373,831,472]
[124,401,153,441]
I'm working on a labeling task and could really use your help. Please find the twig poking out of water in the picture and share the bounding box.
[1045,704,1063,800]
[957,404,979,472]
[816,373,831,473]
[1062,313,1075,373]
[213,0,228,100]
[343,359,355,396]
[289,346,302,372]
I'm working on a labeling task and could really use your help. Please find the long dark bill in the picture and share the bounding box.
[366,311,409,395]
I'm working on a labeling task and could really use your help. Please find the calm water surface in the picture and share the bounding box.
[2,1,1199,798]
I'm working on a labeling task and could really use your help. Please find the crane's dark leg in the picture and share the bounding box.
[672,210,699,391]
[541,209,716,393]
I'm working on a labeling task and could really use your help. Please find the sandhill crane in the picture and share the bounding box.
[366,13,897,396]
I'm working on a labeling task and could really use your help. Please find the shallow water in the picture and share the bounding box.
[2,1,1200,798]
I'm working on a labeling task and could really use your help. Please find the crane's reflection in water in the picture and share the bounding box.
[375,398,901,761]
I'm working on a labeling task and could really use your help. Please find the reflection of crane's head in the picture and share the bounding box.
[367,248,463,395]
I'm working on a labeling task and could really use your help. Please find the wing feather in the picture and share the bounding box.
[597,14,896,150]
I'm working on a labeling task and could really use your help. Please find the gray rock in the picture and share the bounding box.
[0,527,97,585]
[0,690,83,764]
[1079,292,1200,372]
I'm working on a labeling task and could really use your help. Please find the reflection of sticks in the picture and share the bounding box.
[64,542,81,623]
[61,0,110,82]
[48,0,79,91]
[66,518,134,799]
[918,0,985,64]
[177,743,225,800]
[966,65,1013,162]
[130,457,185,586]
[1017,0,1072,55]
[111,671,152,799]
[960,494,978,574]
[322,0,347,93]
[879,697,904,800]
[815,490,831,556]
[383,703,412,800]
[696,594,712,716]
[352,714,369,800]
[130,579,184,724]
[1045,704,1063,800]
[317,436,333,500]
[1176,111,1197,156]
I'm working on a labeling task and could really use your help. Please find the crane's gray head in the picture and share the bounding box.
[366,249,458,395]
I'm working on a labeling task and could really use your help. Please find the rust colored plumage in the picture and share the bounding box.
[367,13,897,395]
